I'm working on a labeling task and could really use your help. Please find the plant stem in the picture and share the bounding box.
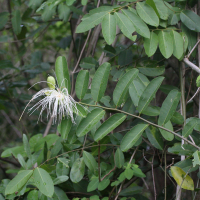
[79,102,200,150]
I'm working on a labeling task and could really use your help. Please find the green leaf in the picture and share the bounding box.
[180,10,200,32]
[0,12,9,30]
[142,106,160,116]
[159,120,174,141]
[17,154,27,169]
[122,9,150,38]
[158,89,181,126]
[137,76,164,113]
[54,186,69,199]
[120,124,149,152]
[154,0,168,20]
[171,166,194,190]
[168,13,179,25]
[180,32,188,53]
[124,168,134,180]
[77,108,105,137]
[80,57,97,69]
[27,190,38,200]
[192,151,200,167]
[5,170,33,195]
[70,158,85,183]
[98,179,110,191]
[171,112,184,125]
[113,68,139,107]
[41,6,56,21]
[144,32,158,57]
[87,177,99,192]
[83,151,98,175]
[182,118,198,138]
[23,134,32,161]
[136,2,159,27]
[55,56,71,93]
[114,12,136,41]
[60,118,72,139]
[53,176,69,185]
[11,10,22,35]
[158,31,173,59]
[58,4,70,22]
[119,186,142,196]
[57,158,69,168]
[102,14,116,45]
[115,148,125,168]
[76,12,108,33]
[33,168,54,197]
[75,70,89,100]
[171,30,184,59]
[91,62,111,102]
[74,104,87,118]
[146,126,164,150]
[94,114,126,141]
[129,73,149,107]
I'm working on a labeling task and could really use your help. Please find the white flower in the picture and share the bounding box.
[20,76,78,124]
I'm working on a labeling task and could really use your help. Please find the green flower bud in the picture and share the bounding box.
[47,76,56,89]
[196,75,200,87]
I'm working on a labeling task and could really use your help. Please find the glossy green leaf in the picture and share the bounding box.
[57,158,69,168]
[102,14,116,45]
[113,68,139,107]
[124,168,134,180]
[0,12,9,30]
[137,76,164,113]
[55,56,71,93]
[158,89,181,126]
[94,114,126,141]
[91,62,110,102]
[75,70,89,100]
[120,124,148,152]
[17,154,27,169]
[60,118,72,139]
[122,9,150,38]
[70,158,85,183]
[77,108,105,137]
[5,170,33,195]
[58,4,70,22]
[23,134,32,162]
[146,126,164,150]
[74,104,87,118]
[180,10,200,32]
[182,118,198,138]
[180,32,188,53]
[76,12,108,33]
[192,151,200,167]
[158,31,173,59]
[136,2,159,27]
[54,186,69,200]
[171,112,184,125]
[83,151,97,175]
[171,30,184,59]
[171,166,194,190]
[33,168,54,197]
[87,177,99,192]
[27,190,38,200]
[129,73,149,107]
[114,12,136,41]
[159,120,174,141]
[142,106,160,116]
[11,10,21,35]
[154,0,168,20]
[98,179,110,191]
[144,32,158,57]
[53,176,69,185]
[115,148,125,168]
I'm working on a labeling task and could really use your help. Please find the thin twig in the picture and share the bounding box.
[187,39,200,59]
[43,117,53,137]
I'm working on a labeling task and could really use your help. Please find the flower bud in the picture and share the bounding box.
[196,75,200,87]
[47,76,56,89]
